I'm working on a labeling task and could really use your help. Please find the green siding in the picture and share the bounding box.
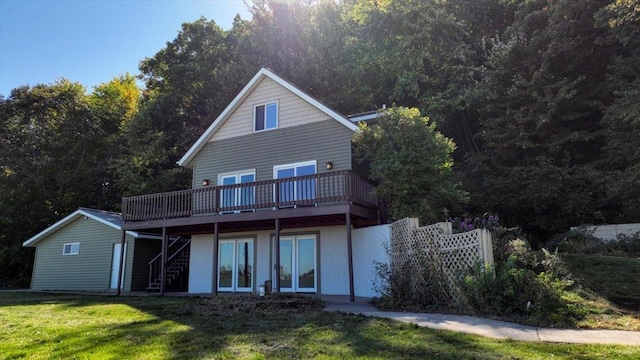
[130,238,162,291]
[30,218,135,292]
[192,120,355,187]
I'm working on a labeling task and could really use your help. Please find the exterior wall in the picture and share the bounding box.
[192,119,354,188]
[130,238,162,291]
[352,224,390,298]
[211,77,333,141]
[571,223,640,241]
[187,224,388,297]
[30,218,135,291]
[188,234,215,293]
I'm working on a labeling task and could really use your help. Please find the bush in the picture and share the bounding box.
[550,228,640,256]
[373,247,455,310]
[459,238,578,327]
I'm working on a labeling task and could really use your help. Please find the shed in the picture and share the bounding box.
[23,208,161,292]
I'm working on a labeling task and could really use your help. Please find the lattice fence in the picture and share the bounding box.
[390,217,494,303]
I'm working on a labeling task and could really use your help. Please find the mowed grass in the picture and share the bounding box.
[563,254,640,331]
[1,292,639,359]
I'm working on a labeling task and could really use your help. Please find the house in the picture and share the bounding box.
[121,68,390,300]
[22,208,164,292]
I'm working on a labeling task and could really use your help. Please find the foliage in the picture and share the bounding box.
[460,237,577,327]
[448,213,500,233]
[353,106,468,223]
[0,79,130,287]
[551,228,640,256]
[373,249,454,311]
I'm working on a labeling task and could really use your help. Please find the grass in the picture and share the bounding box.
[563,253,640,331]
[1,292,639,359]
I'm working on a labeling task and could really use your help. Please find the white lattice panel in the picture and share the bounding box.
[389,217,494,304]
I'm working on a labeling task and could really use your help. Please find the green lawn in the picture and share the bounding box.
[1,292,639,359]
[561,254,640,330]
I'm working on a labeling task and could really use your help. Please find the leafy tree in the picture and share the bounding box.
[353,106,468,223]
[466,0,616,239]
[0,80,119,286]
[597,0,640,222]
[113,18,245,196]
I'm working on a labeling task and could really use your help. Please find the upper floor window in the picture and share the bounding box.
[254,101,278,132]
[63,242,80,255]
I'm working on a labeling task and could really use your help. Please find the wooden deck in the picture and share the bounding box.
[121,170,379,232]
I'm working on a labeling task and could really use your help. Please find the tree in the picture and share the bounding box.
[464,0,617,239]
[353,106,468,223]
[0,80,119,286]
[597,0,640,222]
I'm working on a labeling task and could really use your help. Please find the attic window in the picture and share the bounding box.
[63,242,80,255]
[254,101,278,132]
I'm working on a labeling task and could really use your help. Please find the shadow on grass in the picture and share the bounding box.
[0,292,637,359]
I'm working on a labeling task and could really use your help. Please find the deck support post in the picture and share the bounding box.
[275,218,281,293]
[212,222,219,296]
[160,227,168,295]
[116,230,126,296]
[346,213,355,302]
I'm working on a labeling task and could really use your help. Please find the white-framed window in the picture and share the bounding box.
[254,101,278,132]
[218,170,256,211]
[218,238,254,292]
[273,160,317,203]
[63,242,80,255]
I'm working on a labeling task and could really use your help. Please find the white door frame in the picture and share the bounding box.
[110,242,127,289]
[273,234,317,293]
[217,238,255,292]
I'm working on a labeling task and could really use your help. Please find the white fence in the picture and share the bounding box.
[570,223,640,241]
[390,217,494,302]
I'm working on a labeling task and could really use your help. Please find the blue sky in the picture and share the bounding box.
[0,0,252,97]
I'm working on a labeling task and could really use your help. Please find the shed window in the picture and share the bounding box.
[63,242,80,255]
[254,101,278,132]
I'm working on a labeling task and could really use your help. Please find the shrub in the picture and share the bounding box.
[459,238,578,327]
[550,228,640,256]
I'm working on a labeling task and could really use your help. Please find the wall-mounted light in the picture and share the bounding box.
[202,179,210,186]
[326,161,334,170]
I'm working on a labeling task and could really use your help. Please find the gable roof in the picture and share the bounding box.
[22,208,143,247]
[178,67,359,167]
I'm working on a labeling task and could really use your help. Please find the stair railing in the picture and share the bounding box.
[148,236,190,289]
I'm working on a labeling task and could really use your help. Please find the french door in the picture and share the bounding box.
[218,171,255,211]
[274,161,316,203]
[218,239,254,292]
[274,235,317,293]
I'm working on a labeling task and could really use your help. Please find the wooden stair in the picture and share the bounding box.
[147,237,190,292]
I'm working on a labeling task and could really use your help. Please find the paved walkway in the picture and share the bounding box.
[323,301,640,346]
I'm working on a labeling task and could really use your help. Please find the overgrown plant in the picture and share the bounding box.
[459,237,578,327]
[373,242,456,310]
[551,228,640,256]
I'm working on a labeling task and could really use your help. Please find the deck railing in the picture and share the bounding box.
[122,170,377,222]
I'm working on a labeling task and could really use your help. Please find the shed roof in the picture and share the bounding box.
[22,208,146,247]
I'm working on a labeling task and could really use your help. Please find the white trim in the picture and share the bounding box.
[273,234,317,293]
[177,68,357,167]
[217,238,255,292]
[62,242,80,255]
[253,100,279,133]
[22,209,140,247]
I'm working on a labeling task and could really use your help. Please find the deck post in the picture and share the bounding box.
[275,218,281,293]
[346,213,355,302]
[160,227,168,295]
[212,222,219,296]
[116,230,126,296]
